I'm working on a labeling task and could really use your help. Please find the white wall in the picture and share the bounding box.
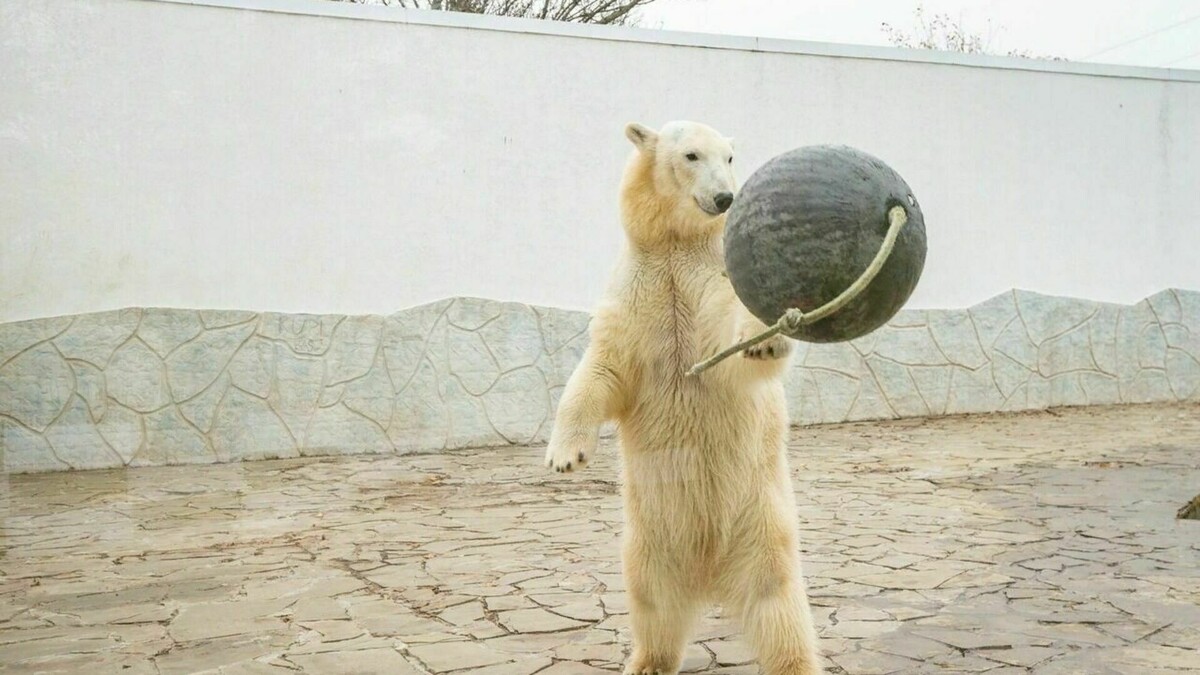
[2,0,1198,323]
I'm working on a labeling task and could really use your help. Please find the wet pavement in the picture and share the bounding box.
[1,403,1198,674]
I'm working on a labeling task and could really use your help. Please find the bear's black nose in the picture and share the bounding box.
[714,192,734,213]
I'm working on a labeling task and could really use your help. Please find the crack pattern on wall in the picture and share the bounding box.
[1,289,1197,473]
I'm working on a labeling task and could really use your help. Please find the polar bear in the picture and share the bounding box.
[545,121,822,675]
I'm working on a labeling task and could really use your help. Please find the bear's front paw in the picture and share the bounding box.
[743,333,792,360]
[544,431,596,473]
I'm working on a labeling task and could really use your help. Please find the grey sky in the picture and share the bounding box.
[639,0,1200,68]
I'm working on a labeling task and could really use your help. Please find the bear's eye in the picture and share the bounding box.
[728,156,733,164]
[685,152,699,161]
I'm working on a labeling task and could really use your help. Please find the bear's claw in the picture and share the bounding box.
[545,441,590,473]
[743,334,791,360]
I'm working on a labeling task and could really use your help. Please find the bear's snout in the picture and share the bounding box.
[714,192,734,213]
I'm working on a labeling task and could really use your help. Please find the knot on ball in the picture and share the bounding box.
[777,308,807,338]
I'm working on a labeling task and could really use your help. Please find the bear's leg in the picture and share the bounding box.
[545,346,621,472]
[739,576,822,675]
[719,502,822,675]
[623,541,700,675]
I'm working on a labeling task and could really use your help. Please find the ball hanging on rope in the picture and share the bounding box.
[723,145,928,344]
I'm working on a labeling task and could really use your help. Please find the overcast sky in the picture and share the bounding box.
[638,0,1200,69]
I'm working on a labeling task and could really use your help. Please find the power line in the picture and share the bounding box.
[1081,12,1200,60]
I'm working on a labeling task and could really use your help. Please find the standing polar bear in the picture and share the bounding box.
[545,121,822,675]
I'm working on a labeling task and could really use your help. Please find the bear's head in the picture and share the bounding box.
[622,121,737,237]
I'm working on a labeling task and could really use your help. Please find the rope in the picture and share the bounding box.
[687,205,909,377]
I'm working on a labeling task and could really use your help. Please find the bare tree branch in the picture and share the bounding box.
[330,0,660,25]
[881,4,1066,60]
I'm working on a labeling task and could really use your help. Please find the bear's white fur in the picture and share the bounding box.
[545,121,822,674]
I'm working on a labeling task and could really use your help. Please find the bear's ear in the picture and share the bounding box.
[625,123,658,152]
[726,136,735,149]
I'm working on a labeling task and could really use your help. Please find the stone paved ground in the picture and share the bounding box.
[1,403,1198,674]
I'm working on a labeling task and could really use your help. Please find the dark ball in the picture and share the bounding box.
[724,145,927,343]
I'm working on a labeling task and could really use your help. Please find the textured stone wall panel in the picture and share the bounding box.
[1,290,1197,472]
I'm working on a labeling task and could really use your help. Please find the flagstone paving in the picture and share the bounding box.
[1,402,1198,674]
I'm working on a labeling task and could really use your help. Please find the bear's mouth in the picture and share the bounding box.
[695,198,723,217]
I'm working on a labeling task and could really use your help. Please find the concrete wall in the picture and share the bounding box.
[3,0,1200,472]
[3,290,1198,473]
[2,0,1199,324]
